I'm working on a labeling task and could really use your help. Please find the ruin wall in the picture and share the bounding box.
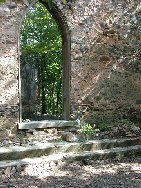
[0,0,141,127]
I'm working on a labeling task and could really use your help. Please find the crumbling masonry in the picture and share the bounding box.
[0,0,141,129]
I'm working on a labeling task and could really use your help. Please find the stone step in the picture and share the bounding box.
[18,120,78,130]
[66,145,141,162]
[0,137,141,161]
[0,144,141,169]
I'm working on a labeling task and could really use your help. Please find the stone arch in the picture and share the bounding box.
[18,0,71,123]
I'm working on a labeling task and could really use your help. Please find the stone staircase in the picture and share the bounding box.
[0,120,141,169]
[0,137,141,168]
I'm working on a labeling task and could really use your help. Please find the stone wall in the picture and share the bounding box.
[0,1,24,123]
[0,0,141,128]
[67,0,141,124]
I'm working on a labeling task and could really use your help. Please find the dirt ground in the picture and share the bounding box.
[1,119,141,147]
[1,156,141,188]
[1,118,141,187]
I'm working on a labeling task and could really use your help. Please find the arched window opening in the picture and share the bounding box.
[20,1,70,121]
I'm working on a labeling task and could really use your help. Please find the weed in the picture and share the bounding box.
[79,120,100,140]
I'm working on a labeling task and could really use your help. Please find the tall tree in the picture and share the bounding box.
[20,1,63,119]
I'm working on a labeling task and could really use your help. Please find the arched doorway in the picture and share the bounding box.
[18,0,70,122]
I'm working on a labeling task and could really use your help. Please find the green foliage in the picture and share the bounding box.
[79,120,100,140]
[20,2,63,118]
[80,123,94,135]
[0,0,5,4]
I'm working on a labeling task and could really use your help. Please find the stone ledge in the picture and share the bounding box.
[0,144,141,169]
[0,137,141,161]
[18,120,78,129]
[64,145,141,162]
